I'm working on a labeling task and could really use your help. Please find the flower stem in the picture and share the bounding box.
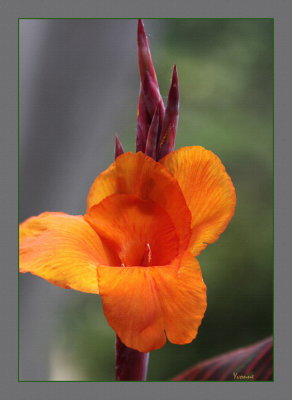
[115,335,149,381]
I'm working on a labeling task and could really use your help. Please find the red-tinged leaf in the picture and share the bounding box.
[157,65,179,160]
[172,336,273,381]
[115,134,124,159]
[145,101,164,159]
[137,19,158,86]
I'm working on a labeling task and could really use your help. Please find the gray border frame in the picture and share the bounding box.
[1,0,292,399]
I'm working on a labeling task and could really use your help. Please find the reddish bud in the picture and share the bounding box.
[157,65,179,160]
[137,19,158,86]
[142,72,164,120]
[136,87,149,152]
[115,134,124,159]
[136,20,165,154]
[145,101,164,160]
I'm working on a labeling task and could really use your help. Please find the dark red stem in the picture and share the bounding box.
[115,335,149,381]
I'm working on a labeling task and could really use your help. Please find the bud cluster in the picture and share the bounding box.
[115,20,179,161]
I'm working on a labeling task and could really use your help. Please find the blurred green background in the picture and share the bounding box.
[20,19,273,381]
[55,19,273,380]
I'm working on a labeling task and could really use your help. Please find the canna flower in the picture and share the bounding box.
[19,148,235,352]
[19,20,236,355]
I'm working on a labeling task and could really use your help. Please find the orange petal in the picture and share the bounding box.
[85,194,179,267]
[19,212,119,294]
[160,146,236,255]
[97,265,166,352]
[97,252,206,352]
[154,252,207,345]
[87,152,192,252]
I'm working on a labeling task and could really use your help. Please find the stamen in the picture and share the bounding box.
[141,243,152,267]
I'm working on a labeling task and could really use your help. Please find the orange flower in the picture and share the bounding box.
[19,148,236,353]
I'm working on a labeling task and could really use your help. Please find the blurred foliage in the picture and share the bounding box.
[54,19,273,381]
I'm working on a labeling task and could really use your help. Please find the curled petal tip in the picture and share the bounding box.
[115,134,124,159]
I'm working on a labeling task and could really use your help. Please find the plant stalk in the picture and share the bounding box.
[115,335,149,381]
